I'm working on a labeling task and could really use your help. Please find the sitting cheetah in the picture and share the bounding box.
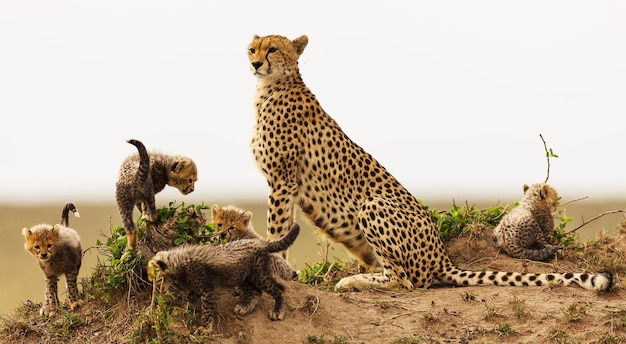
[147,223,300,332]
[210,204,298,280]
[247,34,612,292]
[493,183,561,261]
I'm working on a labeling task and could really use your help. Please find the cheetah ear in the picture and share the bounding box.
[242,210,253,227]
[253,34,260,39]
[292,35,308,56]
[522,184,530,193]
[22,227,31,238]
[210,204,221,218]
[539,184,550,200]
[172,158,193,172]
[156,260,168,271]
[52,224,61,235]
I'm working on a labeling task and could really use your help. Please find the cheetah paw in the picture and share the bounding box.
[269,310,285,321]
[69,299,84,310]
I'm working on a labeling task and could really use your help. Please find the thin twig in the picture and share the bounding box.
[559,196,589,207]
[539,133,550,183]
[565,209,626,235]
[342,326,356,343]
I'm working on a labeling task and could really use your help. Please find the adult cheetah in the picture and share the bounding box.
[247,34,612,292]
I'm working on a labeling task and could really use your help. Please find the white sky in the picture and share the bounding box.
[1,1,625,205]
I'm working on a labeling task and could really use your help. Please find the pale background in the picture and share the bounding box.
[1,1,625,205]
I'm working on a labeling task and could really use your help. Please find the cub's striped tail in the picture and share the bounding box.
[126,139,150,184]
[60,202,80,227]
[267,222,300,253]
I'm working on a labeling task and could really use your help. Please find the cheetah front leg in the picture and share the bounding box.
[65,271,83,310]
[265,182,297,258]
[335,198,416,291]
[234,282,262,316]
[41,275,60,317]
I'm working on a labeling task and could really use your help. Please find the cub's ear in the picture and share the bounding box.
[157,260,168,271]
[539,184,550,199]
[522,184,530,193]
[22,227,31,238]
[211,204,221,217]
[52,224,61,235]
[293,35,308,55]
[172,158,194,172]
[242,210,253,227]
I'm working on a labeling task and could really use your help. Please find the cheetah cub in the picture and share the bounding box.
[493,183,561,261]
[147,222,300,333]
[22,203,82,316]
[210,204,298,280]
[116,139,198,253]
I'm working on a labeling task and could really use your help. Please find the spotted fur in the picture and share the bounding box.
[147,223,300,332]
[247,34,613,292]
[22,203,82,316]
[116,139,197,252]
[493,183,561,261]
[210,204,297,280]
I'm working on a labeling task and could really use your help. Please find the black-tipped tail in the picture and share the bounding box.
[60,202,80,227]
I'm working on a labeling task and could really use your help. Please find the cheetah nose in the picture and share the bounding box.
[251,61,263,70]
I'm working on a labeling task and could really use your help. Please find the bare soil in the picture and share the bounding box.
[2,226,625,344]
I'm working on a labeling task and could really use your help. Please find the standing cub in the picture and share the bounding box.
[147,222,300,333]
[493,183,560,261]
[116,139,198,253]
[210,204,297,280]
[22,203,82,316]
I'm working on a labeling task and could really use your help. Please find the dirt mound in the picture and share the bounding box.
[2,225,625,343]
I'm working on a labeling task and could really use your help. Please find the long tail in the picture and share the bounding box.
[267,223,300,253]
[441,263,613,292]
[60,202,80,227]
[127,139,150,184]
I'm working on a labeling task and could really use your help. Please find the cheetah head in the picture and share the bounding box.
[167,158,198,195]
[210,204,253,241]
[22,224,60,261]
[248,34,308,81]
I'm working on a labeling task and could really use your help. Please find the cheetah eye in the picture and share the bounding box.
[268,47,277,53]
[249,48,255,54]
[34,245,40,250]
[47,244,53,249]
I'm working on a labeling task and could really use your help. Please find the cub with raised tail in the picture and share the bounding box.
[147,222,300,333]
[210,203,298,280]
[22,203,82,316]
[116,139,197,253]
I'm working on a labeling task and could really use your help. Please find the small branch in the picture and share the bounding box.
[564,209,626,235]
[559,196,588,207]
[539,133,550,183]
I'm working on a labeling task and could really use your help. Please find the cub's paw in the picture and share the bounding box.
[234,304,254,316]
[69,299,84,310]
[269,309,285,321]
[39,305,58,317]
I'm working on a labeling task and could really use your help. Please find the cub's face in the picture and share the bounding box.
[168,158,198,195]
[22,224,59,261]
[247,34,309,81]
[210,204,253,241]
